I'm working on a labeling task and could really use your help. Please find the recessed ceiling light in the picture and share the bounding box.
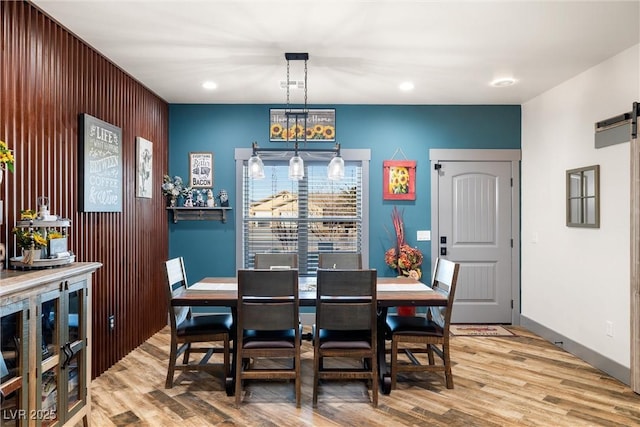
[202,81,217,90]
[490,77,516,87]
[399,81,414,91]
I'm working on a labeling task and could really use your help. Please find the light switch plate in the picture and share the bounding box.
[416,230,431,241]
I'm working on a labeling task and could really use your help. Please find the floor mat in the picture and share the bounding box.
[450,324,515,336]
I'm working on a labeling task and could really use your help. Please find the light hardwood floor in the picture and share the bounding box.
[86,326,640,426]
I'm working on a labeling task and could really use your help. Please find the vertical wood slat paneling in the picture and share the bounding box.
[1,1,170,379]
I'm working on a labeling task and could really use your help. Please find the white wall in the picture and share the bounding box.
[521,44,639,367]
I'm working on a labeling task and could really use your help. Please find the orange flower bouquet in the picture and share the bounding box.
[384,206,423,279]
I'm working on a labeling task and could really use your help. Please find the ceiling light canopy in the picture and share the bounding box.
[248,52,345,181]
[490,77,516,87]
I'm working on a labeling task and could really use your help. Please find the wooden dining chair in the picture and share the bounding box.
[385,257,460,390]
[235,269,301,407]
[313,268,378,407]
[254,253,298,269]
[318,253,362,269]
[164,257,233,389]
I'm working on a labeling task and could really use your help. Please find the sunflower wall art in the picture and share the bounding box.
[383,160,416,200]
[269,108,335,142]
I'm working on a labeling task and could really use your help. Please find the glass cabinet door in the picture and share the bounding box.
[60,281,87,421]
[38,290,61,427]
[0,300,29,427]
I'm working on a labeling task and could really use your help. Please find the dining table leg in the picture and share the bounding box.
[377,307,392,395]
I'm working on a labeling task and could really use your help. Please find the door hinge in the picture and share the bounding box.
[434,163,442,170]
[27,308,30,320]
[510,177,513,187]
[511,300,514,309]
[510,239,513,248]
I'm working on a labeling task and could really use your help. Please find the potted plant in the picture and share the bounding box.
[13,227,47,263]
[161,175,190,207]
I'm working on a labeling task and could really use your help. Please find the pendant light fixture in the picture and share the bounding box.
[248,52,345,181]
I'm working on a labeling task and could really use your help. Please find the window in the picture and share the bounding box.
[566,165,600,228]
[236,149,370,275]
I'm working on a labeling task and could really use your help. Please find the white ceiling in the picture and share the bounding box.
[31,0,640,105]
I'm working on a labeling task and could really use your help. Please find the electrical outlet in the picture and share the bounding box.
[606,321,613,337]
[108,314,115,332]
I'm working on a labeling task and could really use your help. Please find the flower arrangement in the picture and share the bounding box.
[0,139,15,173]
[161,175,190,204]
[384,206,423,279]
[13,228,47,250]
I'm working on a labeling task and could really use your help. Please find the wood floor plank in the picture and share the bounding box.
[80,326,640,426]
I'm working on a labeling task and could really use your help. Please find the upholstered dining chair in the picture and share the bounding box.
[385,257,460,390]
[235,269,301,407]
[313,268,378,407]
[254,253,298,269]
[318,253,362,269]
[164,257,233,388]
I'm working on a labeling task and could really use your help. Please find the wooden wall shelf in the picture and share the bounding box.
[166,207,232,223]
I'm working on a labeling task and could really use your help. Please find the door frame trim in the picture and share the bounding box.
[429,149,521,325]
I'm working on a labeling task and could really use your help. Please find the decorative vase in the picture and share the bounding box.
[396,306,416,317]
[22,248,42,264]
[168,197,177,207]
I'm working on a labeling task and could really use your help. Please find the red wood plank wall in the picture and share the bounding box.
[1,1,170,378]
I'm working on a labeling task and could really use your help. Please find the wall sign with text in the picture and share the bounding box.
[189,152,214,188]
[78,113,123,212]
[270,108,335,142]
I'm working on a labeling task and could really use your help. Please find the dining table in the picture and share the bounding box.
[171,275,447,395]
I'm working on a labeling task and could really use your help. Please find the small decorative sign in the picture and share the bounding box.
[269,108,336,142]
[78,113,123,212]
[189,152,214,188]
[383,160,416,200]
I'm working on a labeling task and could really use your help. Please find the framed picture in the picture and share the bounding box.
[136,137,153,198]
[383,160,416,200]
[269,108,336,142]
[189,152,214,188]
[78,113,123,212]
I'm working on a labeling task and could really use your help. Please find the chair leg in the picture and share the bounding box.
[295,352,301,408]
[390,338,398,390]
[371,353,378,407]
[223,338,230,378]
[182,342,191,364]
[427,343,435,365]
[235,347,243,408]
[312,348,320,407]
[165,338,178,389]
[443,344,454,389]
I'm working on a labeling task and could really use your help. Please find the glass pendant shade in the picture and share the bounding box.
[327,155,345,181]
[248,154,265,179]
[288,155,304,180]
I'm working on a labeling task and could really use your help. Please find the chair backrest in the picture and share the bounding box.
[318,253,362,269]
[316,269,377,331]
[165,257,190,327]
[428,258,460,330]
[237,269,299,331]
[254,253,298,270]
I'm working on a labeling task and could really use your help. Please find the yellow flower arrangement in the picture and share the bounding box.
[0,140,15,173]
[13,228,48,249]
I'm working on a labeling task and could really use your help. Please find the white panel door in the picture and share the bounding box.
[436,161,513,323]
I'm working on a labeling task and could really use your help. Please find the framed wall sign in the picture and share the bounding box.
[383,160,416,200]
[78,113,123,212]
[269,108,336,142]
[136,137,153,198]
[189,152,213,188]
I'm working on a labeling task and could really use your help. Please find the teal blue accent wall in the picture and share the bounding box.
[168,104,520,283]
